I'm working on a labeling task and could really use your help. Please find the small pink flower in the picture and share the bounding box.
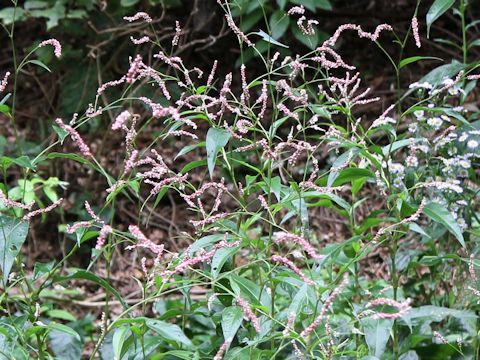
[0,72,11,92]
[95,224,112,249]
[97,77,125,96]
[213,337,232,360]
[23,199,63,221]
[287,5,305,16]
[411,16,421,48]
[130,36,150,45]
[124,12,152,23]
[39,39,62,58]
[207,60,218,87]
[236,296,261,333]
[271,255,314,285]
[0,190,34,210]
[274,232,324,261]
[365,297,412,320]
[112,110,131,130]
[172,21,181,46]
[300,273,349,338]
[55,118,92,157]
[126,225,164,266]
[225,14,253,47]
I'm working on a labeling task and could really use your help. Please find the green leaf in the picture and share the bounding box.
[27,59,51,72]
[292,25,320,50]
[13,155,36,170]
[252,30,289,48]
[399,56,443,69]
[206,128,231,179]
[54,270,128,309]
[34,260,55,279]
[361,318,393,358]
[314,0,332,10]
[49,327,83,360]
[331,168,375,187]
[175,141,205,160]
[52,124,68,143]
[47,323,81,341]
[426,0,456,37]
[222,306,243,342]
[418,60,464,89]
[0,216,29,285]
[276,0,287,9]
[145,319,193,347]
[230,274,271,308]
[120,0,139,6]
[269,11,290,40]
[424,202,465,247]
[112,326,129,360]
[211,245,240,279]
[47,309,77,322]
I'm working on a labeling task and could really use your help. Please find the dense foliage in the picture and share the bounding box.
[0,0,480,359]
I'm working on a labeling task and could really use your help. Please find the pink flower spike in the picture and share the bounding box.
[271,255,314,285]
[124,12,152,23]
[23,198,63,221]
[287,5,305,16]
[300,273,349,338]
[172,21,181,46]
[130,36,150,45]
[225,14,254,47]
[365,297,412,320]
[236,296,261,333]
[0,190,34,210]
[112,110,131,130]
[85,201,103,223]
[0,72,11,92]
[411,16,421,48]
[213,337,233,360]
[39,39,62,58]
[55,118,92,157]
[66,221,92,234]
[95,224,112,249]
[274,232,323,261]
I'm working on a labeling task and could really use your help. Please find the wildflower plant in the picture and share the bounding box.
[0,0,480,359]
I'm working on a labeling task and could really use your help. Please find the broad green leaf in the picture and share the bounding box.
[206,128,231,178]
[0,216,29,285]
[112,326,129,360]
[211,245,240,279]
[252,30,289,48]
[269,11,290,40]
[361,317,393,358]
[174,141,205,160]
[47,323,81,341]
[314,0,332,10]
[120,0,139,6]
[49,327,83,360]
[331,168,375,187]
[47,309,76,322]
[54,270,128,309]
[399,56,443,69]
[52,124,68,143]
[230,274,271,308]
[424,202,465,247]
[27,59,51,72]
[13,155,36,170]
[146,319,193,347]
[287,283,309,315]
[221,306,243,342]
[417,60,464,87]
[426,0,456,37]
